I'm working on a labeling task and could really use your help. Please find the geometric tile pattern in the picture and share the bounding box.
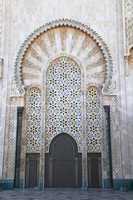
[45,56,82,151]
[87,86,102,152]
[125,0,133,47]
[26,87,41,153]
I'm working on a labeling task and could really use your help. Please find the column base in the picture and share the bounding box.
[81,186,88,191]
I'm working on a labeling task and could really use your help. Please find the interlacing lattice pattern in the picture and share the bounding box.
[87,87,102,152]
[46,56,82,151]
[125,0,133,47]
[26,88,41,152]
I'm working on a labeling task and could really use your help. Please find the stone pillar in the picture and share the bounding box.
[2,101,18,189]
[81,73,88,190]
[39,144,45,190]
[40,71,46,189]
[39,87,45,190]
[19,108,26,189]
[82,141,88,189]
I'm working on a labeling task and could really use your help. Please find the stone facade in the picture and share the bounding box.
[0,0,133,190]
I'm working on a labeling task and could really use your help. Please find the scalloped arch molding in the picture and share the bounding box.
[14,19,113,95]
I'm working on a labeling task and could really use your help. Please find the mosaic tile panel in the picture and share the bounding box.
[26,88,41,153]
[87,86,102,152]
[45,56,82,151]
[125,0,133,47]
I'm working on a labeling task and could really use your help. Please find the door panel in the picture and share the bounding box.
[88,153,102,188]
[14,107,24,188]
[104,106,113,187]
[53,160,75,187]
[25,154,39,188]
[45,133,82,187]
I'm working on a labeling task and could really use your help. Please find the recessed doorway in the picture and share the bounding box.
[87,153,102,188]
[45,133,82,187]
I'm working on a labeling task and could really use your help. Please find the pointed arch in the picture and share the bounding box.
[14,19,113,95]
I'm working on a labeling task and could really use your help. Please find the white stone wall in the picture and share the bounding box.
[0,0,7,179]
[126,49,133,178]
[124,0,133,179]
[126,73,133,178]
[11,0,119,79]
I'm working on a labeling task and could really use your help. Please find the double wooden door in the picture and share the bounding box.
[25,146,101,188]
[45,133,82,187]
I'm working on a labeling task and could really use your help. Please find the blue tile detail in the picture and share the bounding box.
[0,179,133,191]
[0,180,14,190]
[113,179,133,191]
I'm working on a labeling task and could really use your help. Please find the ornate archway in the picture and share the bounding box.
[14,19,113,95]
[13,19,114,189]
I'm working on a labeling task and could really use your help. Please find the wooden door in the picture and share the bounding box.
[14,107,23,188]
[25,154,39,188]
[53,159,75,187]
[88,153,102,188]
[45,133,82,187]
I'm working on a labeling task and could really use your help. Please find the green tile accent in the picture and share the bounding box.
[0,180,14,190]
[113,179,133,191]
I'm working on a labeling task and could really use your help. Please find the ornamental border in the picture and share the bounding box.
[14,18,113,95]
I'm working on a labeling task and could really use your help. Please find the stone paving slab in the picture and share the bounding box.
[0,189,133,200]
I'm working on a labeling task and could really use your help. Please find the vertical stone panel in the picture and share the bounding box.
[0,0,4,180]
[110,97,122,179]
[125,0,133,48]
[2,99,18,187]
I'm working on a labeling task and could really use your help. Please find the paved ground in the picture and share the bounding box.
[0,189,133,200]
